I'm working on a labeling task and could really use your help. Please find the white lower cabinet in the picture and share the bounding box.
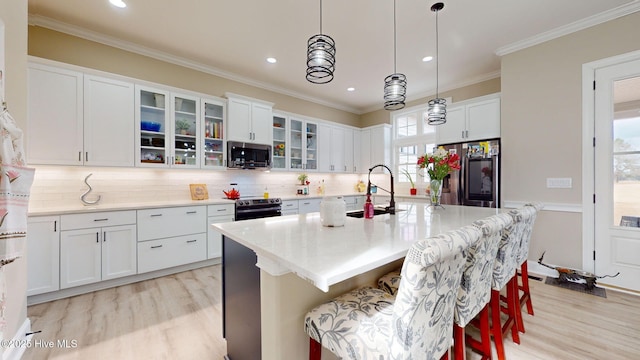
[138,233,207,273]
[207,204,234,259]
[27,216,60,296]
[137,205,207,273]
[299,198,322,214]
[60,211,137,289]
[281,200,299,215]
[344,196,365,211]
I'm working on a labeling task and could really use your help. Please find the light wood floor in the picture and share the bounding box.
[22,265,640,359]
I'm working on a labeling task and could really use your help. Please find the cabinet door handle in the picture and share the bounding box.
[150,245,163,249]
[54,220,57,232]
[103,231,106,242]
[466,130,469,138]
[150,214,163,217]
[78,151,82,162]
[96,232,99,243]
[94,218,109,222]
[186,211,197,214]
[186,239,197,244]
[461,130,465,138]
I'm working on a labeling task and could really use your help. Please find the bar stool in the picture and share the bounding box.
[304,225,482,360]
[490,208,528,360]
[516,203,543,318]
[454,213,512,360]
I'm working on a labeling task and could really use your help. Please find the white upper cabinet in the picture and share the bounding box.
[170,93,200,169]
[226,93,273,145]
[28,63,84,165]
[352,130,362,173]
[84,75,135,166]
[318,124,346,173]
[28,62,135,166]
[360,124,391,173]
[289,118,318,171]
[436,94,500,144]
[271,113,288,170]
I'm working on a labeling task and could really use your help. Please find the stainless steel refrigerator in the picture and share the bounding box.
[440,139,500,208]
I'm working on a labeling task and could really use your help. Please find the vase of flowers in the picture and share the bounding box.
[418,147,460,207]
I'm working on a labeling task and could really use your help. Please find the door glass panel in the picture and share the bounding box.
[290,119,303,169]
[272,115,287,170]
[396,114,417,137]
[397,146,419,184]
[306,123,317,170]
[204,101,224,167]
[612,76,640,227]
[173,97,197,167]
[139,90,166,165]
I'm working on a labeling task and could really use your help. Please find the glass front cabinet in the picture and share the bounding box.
[201,98,226,168]
[272,114,287,170]
[171,93,200,169]
[136,85,170,167]
[289,118,317,171]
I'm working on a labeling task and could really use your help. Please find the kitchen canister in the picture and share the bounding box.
[320,196,347,227]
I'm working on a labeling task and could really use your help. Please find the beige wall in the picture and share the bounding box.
[359,77,501,127]
[27,26,361,127]
[0,0,28,350]
[501,11,640,268]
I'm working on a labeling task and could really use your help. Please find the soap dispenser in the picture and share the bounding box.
[263,186,269,199]
[364,193,374,219]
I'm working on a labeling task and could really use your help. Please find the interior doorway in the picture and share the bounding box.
[591,57,640,291]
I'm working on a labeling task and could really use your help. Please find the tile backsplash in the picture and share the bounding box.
[29,165,373,210]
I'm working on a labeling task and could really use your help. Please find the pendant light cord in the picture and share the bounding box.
[319,0,323,34]
[393,0,397,73]
[435,7,439,98]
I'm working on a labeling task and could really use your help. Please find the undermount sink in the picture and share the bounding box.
[346,208,403,218]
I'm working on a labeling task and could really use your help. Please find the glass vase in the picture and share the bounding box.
[429,179,443,207]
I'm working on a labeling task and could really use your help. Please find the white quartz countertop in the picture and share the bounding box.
[212,202,501,292]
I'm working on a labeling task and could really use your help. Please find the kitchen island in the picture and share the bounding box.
[212,202,501,360]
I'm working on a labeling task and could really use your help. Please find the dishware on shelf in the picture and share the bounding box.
[141,121,161,132]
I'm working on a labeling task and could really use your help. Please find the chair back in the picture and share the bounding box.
[492,210,527,290]
[515,203,543,265]
[389,225,482,360]
[455,213,513,327]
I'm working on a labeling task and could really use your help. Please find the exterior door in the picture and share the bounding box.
[594,59,640,290]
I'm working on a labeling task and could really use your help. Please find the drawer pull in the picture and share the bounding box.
[150,214,163,217]
[150,245,163,249]
[186,240,197,243]
[93,218,108,222]
[216,208,228,212]
[186,211,197,214]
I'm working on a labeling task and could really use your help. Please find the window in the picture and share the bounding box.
[392,106,437,186]
[613,116,640,226]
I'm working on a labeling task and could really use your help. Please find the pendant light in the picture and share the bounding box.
[306,0,336,84]
[427,2,446,125]
[384,0,406,111]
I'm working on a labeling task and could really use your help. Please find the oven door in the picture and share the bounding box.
[235,207,282,221]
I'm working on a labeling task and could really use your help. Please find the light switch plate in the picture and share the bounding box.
[546,177,572,188]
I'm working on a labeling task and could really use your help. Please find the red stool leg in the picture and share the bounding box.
[309,338,321,360]
[519,262,534,316]
[453,324,466,360]
[507,276,522,342]
[490,289,506,360]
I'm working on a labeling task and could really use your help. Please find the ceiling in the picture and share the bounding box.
[28,0,639,114]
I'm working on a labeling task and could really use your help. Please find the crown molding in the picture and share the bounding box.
[27,14,361,115]
[496,1,640,56]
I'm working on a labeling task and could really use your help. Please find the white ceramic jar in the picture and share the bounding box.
[320,196,347,227]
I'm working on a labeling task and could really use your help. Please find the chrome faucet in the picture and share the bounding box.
[367,164,395,214]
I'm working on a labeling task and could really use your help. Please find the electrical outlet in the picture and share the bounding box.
[546,178,572,188]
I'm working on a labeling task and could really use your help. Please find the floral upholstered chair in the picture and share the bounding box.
[516,202,544,317]
[489,207,528,360]
[304,225,482,360]
[453,213,512,360]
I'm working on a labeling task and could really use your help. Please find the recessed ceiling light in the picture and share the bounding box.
[109,0,127,8]
[422,56,434,62]
[347,87,355,92]
[266,57,277,64]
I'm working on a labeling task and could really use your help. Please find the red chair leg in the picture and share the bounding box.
[490,289,506,360]
[507,276,522,342]
[465,304,492,360]
[519,262,534,316]
[453,324,466,360]
[309,338,321,360]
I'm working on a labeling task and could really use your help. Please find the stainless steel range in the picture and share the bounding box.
[234,198,282,221]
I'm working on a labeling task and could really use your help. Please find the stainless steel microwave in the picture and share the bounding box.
[227,141,271,170]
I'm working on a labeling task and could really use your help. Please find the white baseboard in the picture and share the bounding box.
[2,318,31,360]
[527,259,558,278]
